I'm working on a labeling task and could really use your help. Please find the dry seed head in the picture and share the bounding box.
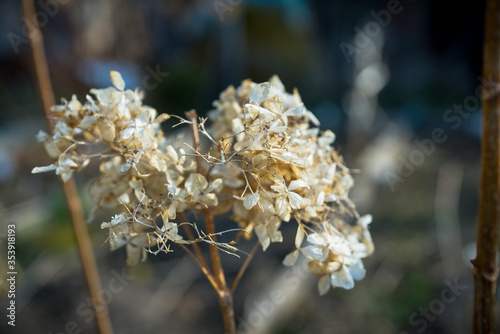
[32,71,374,292]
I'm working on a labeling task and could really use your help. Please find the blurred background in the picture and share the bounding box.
[0,0,493,333]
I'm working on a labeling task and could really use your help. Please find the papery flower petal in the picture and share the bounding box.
[150,154,167,172]
[295,225,305,248]
[318,130,336,147]
[304,206,317,218]
[282,249,299,266]
[268,120,288,133]
[250,82,270,104]
[267,216,283,242]
[78,116,98,129]
[301,245,324,260]
[185,173,208,195]
[348,259,366,281]
[154,113,170,123]
[245,104,276,121]
[110,71,125,91]
[308,259,326,275]
[341,174,354,190]
[266,95,284,114]
[360,214,373,228]
[32,164,57,174]
[307,233,327,247]
[287,191,304,209]
[36,130,48,142]
[331,268,354,290]
[57,158,78,182]
[284,103,304,116]
[270,183,287,194]
[269,75,285,91]
[275,196,288,219]
[315,191,325,206]
[206,178,223,193]
[243,192,260,210]
[98,119,116,142]
[201,193,218,207]
[318,275,331,295]
[101,214,127,229]
[117,193,130,204]
[288,179,309,191]
[255,224,270,251]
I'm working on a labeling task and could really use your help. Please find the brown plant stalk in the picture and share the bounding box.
[473,1,500,333]
[185,110,236,334]
[178,211,211,273]
[22,1,114,333]
[230,241,260,293]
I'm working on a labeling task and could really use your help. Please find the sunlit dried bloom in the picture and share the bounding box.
[32,71,374,291]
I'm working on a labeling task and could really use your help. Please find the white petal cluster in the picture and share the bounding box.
[298,216,372,294]
[32,71,374,291]
[209,76,373,291]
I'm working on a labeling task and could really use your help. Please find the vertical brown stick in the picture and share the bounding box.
[22,1,114,333]
[473,1,500,333]
[185,110,236,334]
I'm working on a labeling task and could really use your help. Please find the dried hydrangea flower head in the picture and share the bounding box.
[33,71,374,293]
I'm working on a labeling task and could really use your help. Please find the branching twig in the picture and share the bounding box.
[178,243,219,291]
[185,110,204,175]
[23,1,114,333]
[184,110,236,334]
[473,1,500,333]
[231,241,260,293]
[178,212,211,272]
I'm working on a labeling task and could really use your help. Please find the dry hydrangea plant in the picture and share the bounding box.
[33,71,373,319]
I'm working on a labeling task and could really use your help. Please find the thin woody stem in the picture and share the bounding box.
[177,212,211,275]
[185,110,236,334]
[22,1,114,333]
[185,110,204,175]
[473,1,500,333]
[203,209,227,288]
[202,201,235,334]
[178,244,219,291]
[230,241,260,293]
[184,110,226,287]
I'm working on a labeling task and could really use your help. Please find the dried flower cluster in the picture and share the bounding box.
[33,71,373,293]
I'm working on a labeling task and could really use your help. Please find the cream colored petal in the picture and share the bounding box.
[282,249,299,266]
[250,82,270,104]
[201,193,218,207]
[78,116,98,130]
[307,233,327,247]
[185,173,208,195]
[284,103,304,117]
[206,178,223,193]
[110,71,125,91]
[32,164,57,174]
[255,224,270,251]
[331,268,354,290]
[269,75,284,92]
[287,192,303,210]
[301,245,323,260]
[154,113,170,123]
[243,192,260,210]
[318,274,331,295]
[288,179,308,191]
[98,119,116,142]
[348,259,366,281]
[275,196,288,219]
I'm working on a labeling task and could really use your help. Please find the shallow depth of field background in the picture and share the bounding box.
[0,0,494,333]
